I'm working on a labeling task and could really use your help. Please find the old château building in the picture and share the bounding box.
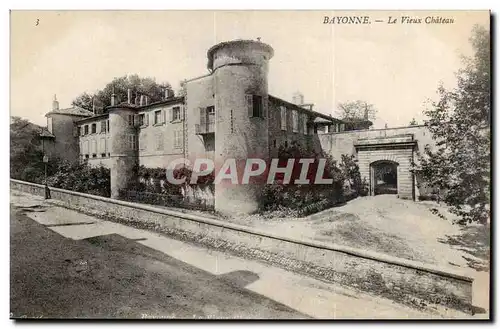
[42,39,432,214]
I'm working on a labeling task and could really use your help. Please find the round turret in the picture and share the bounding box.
[207,39,274,71]
[209,40,274,215]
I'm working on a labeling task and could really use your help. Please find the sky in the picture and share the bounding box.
[10,10,490,128]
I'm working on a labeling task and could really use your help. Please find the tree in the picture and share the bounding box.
[336,100,377,121]
[409,118,418,126]
[10,116,43,180]
[72,74,172,111]
[415,25,490,225]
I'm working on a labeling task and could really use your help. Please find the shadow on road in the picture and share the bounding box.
[10,207,308,319]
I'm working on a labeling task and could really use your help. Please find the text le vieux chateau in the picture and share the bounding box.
[323,15,455,24]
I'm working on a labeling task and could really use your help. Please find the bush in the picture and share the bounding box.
[258,142,345,215]
[46,161,111,197]
[340,154,369,197]
[132,165,215,196]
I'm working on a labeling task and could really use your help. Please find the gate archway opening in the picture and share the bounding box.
[370,160,398,196]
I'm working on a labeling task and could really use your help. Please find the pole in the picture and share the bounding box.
[42,138,51,199]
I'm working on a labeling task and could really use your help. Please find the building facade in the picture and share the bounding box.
[43,39,432,215]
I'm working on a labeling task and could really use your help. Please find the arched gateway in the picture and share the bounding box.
[354,134,417,200]
[370,160,398,195]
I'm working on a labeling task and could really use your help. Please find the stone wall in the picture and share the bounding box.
[358,146,415,199]
[319,125,435,199]
[319,125,434,161]
[11,179,474,314]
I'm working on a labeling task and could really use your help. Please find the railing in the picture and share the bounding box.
[195,121,215,134]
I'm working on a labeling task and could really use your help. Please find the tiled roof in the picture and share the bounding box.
[314,117,333,123]
[269,95,343,123]
[46,106,93,117]
[39,128,55,138]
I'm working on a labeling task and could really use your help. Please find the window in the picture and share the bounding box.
[128,135,138,150]
[47,117,53,134]
[247,95,264,118]
[172,107,181,121]
[137,113,148,127]
[128,115,134,127]
[101,121,106,133]
[292,110,299,133]
[303,113,308,135]
[154,110,162,125]
[139,133,147,150]
[280,106,287,131]
[133,135,138,150]
[253,95,263,117]
[91,139,97,156]
[77,127,81,136]
[85,154,89,159]
[83,141,89,155]
[106,120,110,133]
[308,125,314,135]
[101,153,107,158]
[91,123,97,134]
[99,138,106,155]
[92,154,97,158]
[174,130,183,149]
[155,132,164,150]
[84,125,89,135]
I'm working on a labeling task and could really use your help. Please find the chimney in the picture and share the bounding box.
[111,87,117,106]
[140,95,144,106]
[145,96,149,106]
[292,92,304,105]
[165,87,174,99]
[127,89,132,104]
[52,94,59,111]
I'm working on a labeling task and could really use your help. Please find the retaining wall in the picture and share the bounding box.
[11,179,474,314]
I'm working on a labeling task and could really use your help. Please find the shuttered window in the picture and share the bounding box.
[154,110,162,125]
[128,135,138,150]
[292,110,299,132]
[91,140,97,155]
[280,106,287,131]
[174,130,183,149]
[247,95,266,118]
[83,141,89,155]
[156,132,164,150]
[172,106,182,121]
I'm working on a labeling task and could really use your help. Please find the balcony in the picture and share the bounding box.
[195,121,215,135]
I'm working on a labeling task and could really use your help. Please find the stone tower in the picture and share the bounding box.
[108,103,138,199]
[207,39,274,215]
